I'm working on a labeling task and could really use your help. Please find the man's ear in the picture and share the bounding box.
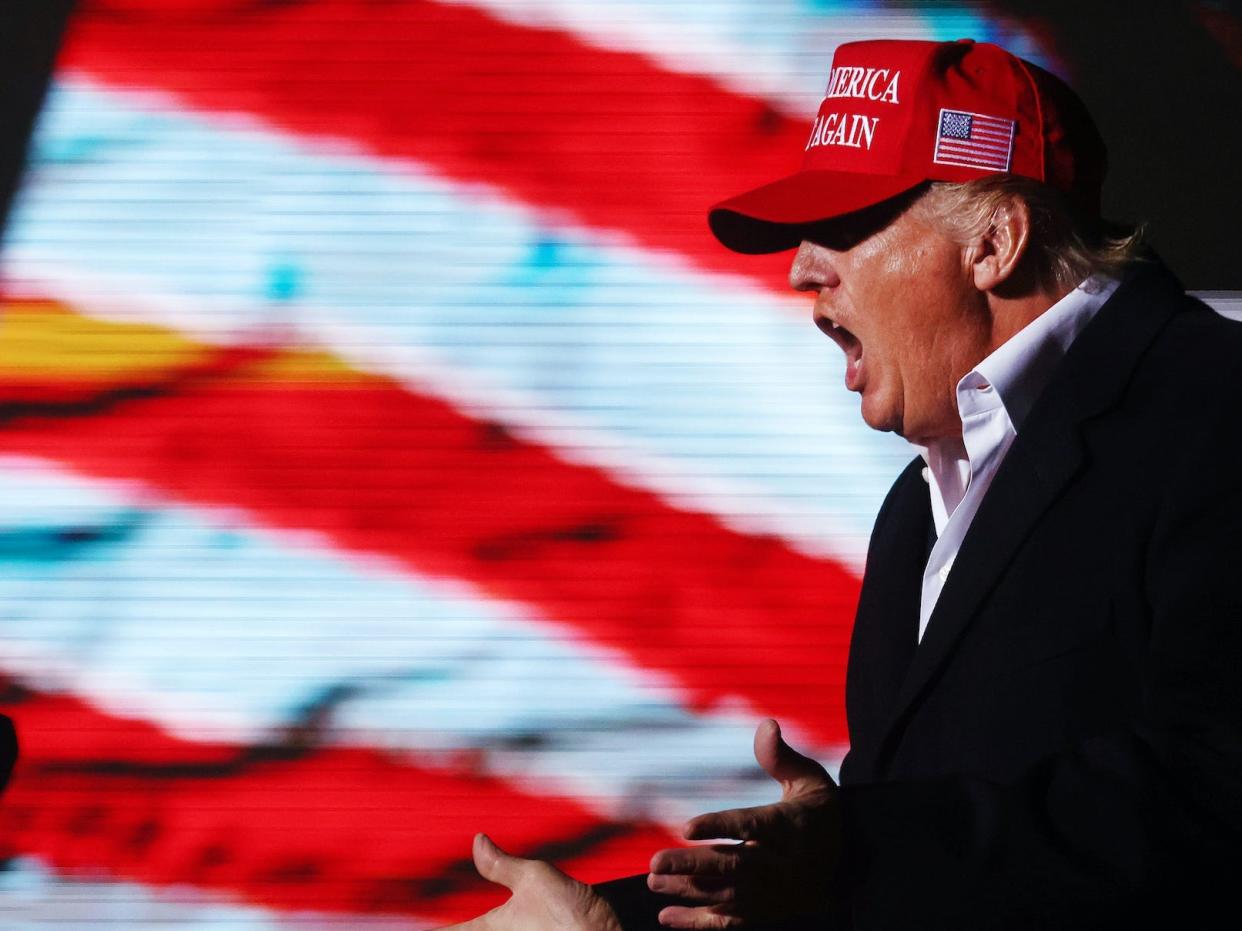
[970,195,1031,293]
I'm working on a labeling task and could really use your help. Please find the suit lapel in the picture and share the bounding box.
[882,423,1084,745]
[841,457,930,783]
[869,261,1187,761]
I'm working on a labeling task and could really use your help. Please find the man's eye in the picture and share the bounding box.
[803,185,925,250]
[805,218,873,251]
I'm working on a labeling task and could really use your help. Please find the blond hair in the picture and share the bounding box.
[912,175,1146,290]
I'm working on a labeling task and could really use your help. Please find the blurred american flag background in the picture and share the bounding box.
[0,1,1232,927]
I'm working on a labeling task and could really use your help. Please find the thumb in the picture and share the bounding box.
[753,719,830,791]
[473,833,522,889]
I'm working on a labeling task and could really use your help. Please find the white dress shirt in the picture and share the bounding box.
[914,275,1120,643]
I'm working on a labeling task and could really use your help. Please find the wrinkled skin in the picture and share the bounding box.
[789,194,998,445]
[448,833,623,931]
[646,720,839,929]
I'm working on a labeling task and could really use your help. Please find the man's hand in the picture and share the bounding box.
[647,719,841,929]
[451,833,623,931]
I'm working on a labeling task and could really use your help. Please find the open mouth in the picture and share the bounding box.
[819,316,865,390]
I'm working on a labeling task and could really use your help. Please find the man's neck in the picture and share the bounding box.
[984,280,1076,356]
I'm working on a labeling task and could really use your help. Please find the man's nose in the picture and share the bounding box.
[788,240,841,294]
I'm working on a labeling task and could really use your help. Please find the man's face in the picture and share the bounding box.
[788,196,991,444]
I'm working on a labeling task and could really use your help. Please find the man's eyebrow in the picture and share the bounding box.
[801,188,924,249]
[801,208,890,249]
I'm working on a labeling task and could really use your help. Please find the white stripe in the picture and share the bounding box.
[436,1,1053,115]
[935,150,1011,168]
[968,119,1015,131]
[943,132,1013,151]
[968,129,1015,142]
[0,857,425,929]
[934,142,1010,163]
[938,139,1012,156]
[5,78,915,570]
[0,456,839,824]
[933,155,1010,171]
[955,135,1013,152]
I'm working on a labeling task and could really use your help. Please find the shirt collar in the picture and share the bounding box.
[957,274,1120,432]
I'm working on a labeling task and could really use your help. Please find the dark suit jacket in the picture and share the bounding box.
[836,260,1242,929]
[598,261,1242,931]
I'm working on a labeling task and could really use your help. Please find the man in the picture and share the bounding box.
[442,38,1242,930]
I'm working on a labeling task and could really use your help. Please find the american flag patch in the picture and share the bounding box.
[933,108,1016,171]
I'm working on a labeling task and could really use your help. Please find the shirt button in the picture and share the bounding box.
[938,564,951,583]
[921,467,930,483]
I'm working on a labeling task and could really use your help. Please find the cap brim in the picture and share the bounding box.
[708,170,927,254]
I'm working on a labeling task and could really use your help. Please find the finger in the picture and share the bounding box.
[472,833,522,890]
[647,873,737,905]
[658,906,743,930]
[650,843,748,876]
[753,719,831,792]
[682,804,778,842]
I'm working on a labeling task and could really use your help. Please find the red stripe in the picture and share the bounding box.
[59,0,802,295]
[0,348,859,746]
[934,153,1009,169]
[0,683,679,919]
[941,138,1011,154]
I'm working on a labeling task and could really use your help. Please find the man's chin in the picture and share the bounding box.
[859,394,903,436]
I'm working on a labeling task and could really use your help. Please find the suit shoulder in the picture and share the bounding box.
[1162,294,1242,346]
[1131,296,1242,412]
[870,456,926,534]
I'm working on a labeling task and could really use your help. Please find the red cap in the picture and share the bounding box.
[709,39,1106,254]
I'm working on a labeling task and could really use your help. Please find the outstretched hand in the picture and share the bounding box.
[452,833,623,931]
[647,719,841,929]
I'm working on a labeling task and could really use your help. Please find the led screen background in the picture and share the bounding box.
[0,1,1238,927]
